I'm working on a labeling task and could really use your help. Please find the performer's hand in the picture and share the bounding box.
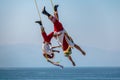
[82,50,86,56]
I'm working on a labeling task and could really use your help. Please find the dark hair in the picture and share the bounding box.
[43,53,54,59]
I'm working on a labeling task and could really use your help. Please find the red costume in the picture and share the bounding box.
[42,31,54,43]
[53,20,64,32]
[53,19,73,56]
[41,31,54,58]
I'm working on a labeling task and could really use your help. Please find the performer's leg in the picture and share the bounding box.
[68,56,76,66]
[74,44,86,56]
[54,5,59,20]
[42,7,51,17]
[42,6,57,24]
[35,21,45,32]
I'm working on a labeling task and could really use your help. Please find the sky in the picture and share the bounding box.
[0,0,120,68]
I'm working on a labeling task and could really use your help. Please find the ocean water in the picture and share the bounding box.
[0,67,120,80]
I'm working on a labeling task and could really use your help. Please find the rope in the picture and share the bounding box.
[50,0,54,11]
[34,0,42,22]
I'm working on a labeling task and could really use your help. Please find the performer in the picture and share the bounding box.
[42,5,86,66]
[36,21,63,68]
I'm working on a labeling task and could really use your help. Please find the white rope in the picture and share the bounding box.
[50,0,54,11]
[34,0,42,21]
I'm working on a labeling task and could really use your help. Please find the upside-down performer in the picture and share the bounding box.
[42,5,86,66]
[35,21,63,68]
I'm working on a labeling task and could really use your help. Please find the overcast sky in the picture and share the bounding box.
[0,0,120,68]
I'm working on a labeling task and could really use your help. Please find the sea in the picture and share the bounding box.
[0,67,120,80]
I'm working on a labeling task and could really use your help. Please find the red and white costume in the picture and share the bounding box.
[51,17,75,56]
[41,31,54,55]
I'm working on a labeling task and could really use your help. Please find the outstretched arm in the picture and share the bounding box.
[47,59,63,69]
[51,45,61,53]
[74,44,86,56]
[64,32,74,42]
[51,45,61,49]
